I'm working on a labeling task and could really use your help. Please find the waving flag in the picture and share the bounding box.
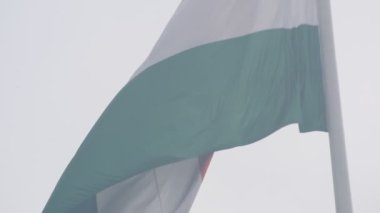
[43,0,332,212]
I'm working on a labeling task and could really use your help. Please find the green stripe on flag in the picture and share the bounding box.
[44,25,327,213]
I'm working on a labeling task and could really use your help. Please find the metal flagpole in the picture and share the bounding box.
[316,0,354,212]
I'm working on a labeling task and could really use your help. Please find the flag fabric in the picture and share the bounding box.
[43,0,327,212]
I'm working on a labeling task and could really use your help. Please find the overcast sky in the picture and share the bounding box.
[1,0,379,212]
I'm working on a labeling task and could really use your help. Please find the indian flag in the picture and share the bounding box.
[43,0,329,212]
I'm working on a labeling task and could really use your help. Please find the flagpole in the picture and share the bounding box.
[316,0,354,213]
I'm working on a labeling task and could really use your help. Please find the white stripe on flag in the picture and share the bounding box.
[96,157,207,213]
[133,0,319,79]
